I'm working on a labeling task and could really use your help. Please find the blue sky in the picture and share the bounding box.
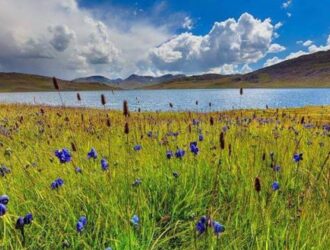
[0,0,329,79]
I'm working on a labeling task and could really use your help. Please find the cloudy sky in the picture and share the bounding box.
[0,0,329,80]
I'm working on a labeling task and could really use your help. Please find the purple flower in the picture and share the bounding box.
[15,217,25,229]
[212,221,225,235]
[198,134,204,141]
[175,149,185,159]
[147,131,152,137]
[51,178,64,189]
[75,167,82,173]
[0,204,6,216]
[132,178,142,187]
[131,215,139,226]
[192,119,200,126]
[190,142,199,155]
[87,148,97,159]
[55,148,71,163]
[293,153,303,163]
[134,145,142,151]
[196,216,207,234]
[23,213,33,225]
[272,181,280,191]
[0,194,9,205]
[166,150,173,159]
[101,158,109,171]
[77,216,87,232]
[273,165,281,172]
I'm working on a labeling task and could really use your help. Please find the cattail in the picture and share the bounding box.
[240,87,243,95]
[254,177,261,192]
[123,100,129,117]
[124,122,129,134]
[81,114,84,122]
[101,94,106,106]
[52,77,60,90]
[77,93,81,101]
[71,142,77,152]
[209,102,212,107]
[266,105,269,109]
[228,143,232,157]
[210,116,214,126]
[219,132,225,150]
[138,108,141,113]
[188,124,191,133]
[262,152,266,161]
[106,117,111,127]
[40,108,44,115]
[195,100,198,105]
[169,102,173,108]
[300,116,305,124]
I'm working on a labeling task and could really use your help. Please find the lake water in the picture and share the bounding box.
[0,89,329,112]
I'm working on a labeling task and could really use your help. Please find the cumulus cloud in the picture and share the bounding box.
[264,35,330,67]
[268,43,286,53]
[282,0,292,9]
[49,25,75,52]
[147,13,280,74]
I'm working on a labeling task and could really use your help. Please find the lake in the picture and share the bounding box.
[0,89,329,112]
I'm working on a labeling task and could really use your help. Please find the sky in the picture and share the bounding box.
[0,0,329,80]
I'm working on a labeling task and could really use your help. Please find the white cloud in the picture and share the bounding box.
[302,40,313,47]
[268,43,286,53]
[274,22,283,30]
[241,64,252,74]
[264,35,330,67]
[182,17,193,30]
[49,25,75,52]
[282,0,292,9]
[147,13,279,74]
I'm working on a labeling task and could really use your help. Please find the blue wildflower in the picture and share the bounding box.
[199,134,204,141]
[15,217,25,229]
[132,178,142,187]
[79,216,87,226]
[131,215,139,226]
[77,216,87,232]
[101,158,109,171]
[190,142,199,155]
[134,145,142,151]
[175,149,185,159]
[55,148,71,163]
[51,178,64,190]
[166,150,173,159]
[196,216,207,234]
[75,167,82,173]
[0,165,11,177]
[23,213,33,225]
[0,204,6,216]
[273,165,281,172]
[293,153,303,163]
[212,221,225,235]
[192,119,200,126]
[272,181,280,191]
[87,148,97,159]
[0,194,9,205]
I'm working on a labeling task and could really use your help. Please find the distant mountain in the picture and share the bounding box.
[73,75,113,84]
[0,73,121,92]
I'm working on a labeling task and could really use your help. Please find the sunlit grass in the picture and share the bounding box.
[0,104,329,249]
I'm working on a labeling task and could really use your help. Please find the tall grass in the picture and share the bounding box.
[0,104,329,249]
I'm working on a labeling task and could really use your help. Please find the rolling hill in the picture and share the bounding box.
[0,73,121,92]
[1,50,330,91]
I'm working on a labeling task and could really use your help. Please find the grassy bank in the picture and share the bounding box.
[0,104,329,249]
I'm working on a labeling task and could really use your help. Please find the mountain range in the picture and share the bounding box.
[0,50,330,92]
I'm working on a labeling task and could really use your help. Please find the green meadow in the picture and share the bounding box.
[0,104,329,249]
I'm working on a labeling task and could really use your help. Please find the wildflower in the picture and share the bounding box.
[196,216,207,234]
[173,172,179,178]
[77,216,87,232]
[199,134,204,141]
[55,148,71,163]
[131,215,139,226]
[147,131,152,137]
[273,165,281,172]
[101,158,109,171]
[192,119,200,126]
[0,194,9,205]
[87,148,97,159]
[0,204,6,216]
[293,153,303,163]
[132,178,142,187]
[175,149,185,159]
[75,167,82,173]
[15,217,25,229]
[166,150,173,159]
[134,145,142,151]
[272,181,280,191]
[190,142,199,155]
[0,165,11,177]
[51,178,64,190]
[212,221,225,235]
[23,213,33,225]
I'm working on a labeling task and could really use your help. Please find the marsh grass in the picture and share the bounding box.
[0,104,329,249]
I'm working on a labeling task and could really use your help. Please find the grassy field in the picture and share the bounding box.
[0,103,329,249]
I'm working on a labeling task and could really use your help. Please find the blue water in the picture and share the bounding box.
[0,89,329,112]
